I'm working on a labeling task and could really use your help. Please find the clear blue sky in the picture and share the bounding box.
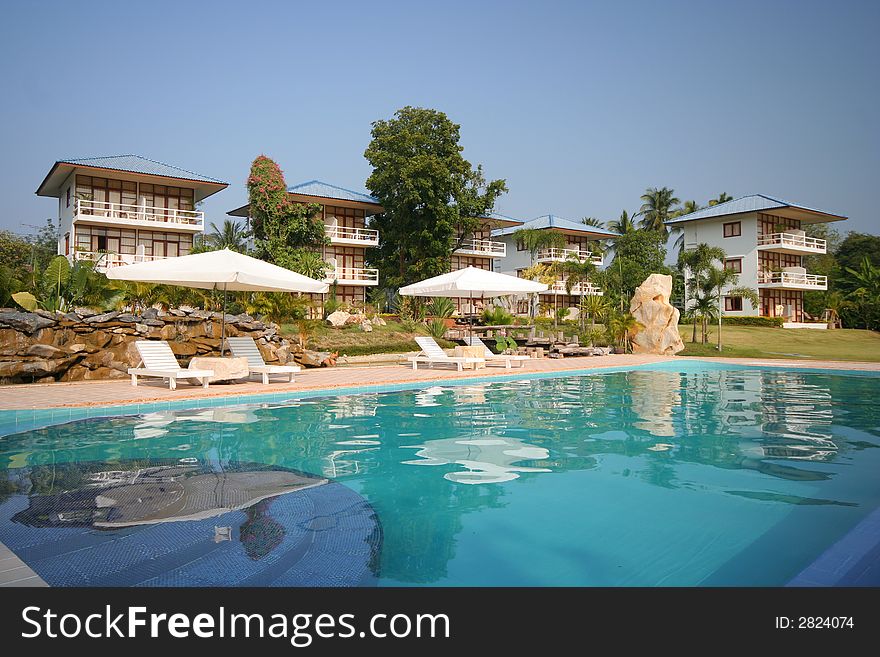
[1,0,878,236]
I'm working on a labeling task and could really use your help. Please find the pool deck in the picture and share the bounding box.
[0,355,878,411]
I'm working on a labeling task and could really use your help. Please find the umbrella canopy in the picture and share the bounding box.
[399,266,547,298]
[106,248,328,293]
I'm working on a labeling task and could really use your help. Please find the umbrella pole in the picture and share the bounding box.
[220,283,227,357]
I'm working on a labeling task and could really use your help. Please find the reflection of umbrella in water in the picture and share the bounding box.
[403,436,551,484]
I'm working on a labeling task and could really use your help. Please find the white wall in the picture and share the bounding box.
[57,171,76,256]
[681,212,759,316]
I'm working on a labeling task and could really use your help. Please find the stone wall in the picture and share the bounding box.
[0,307,314,385]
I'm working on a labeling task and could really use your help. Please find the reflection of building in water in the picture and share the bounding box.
[133,407,261,439]
[327,393,380,419]
[403,435,551,484]
[627,370,681,437]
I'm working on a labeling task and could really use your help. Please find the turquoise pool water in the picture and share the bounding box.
[1,362,879,586]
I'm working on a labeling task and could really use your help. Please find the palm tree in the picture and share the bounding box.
[703,265,758,351]
[581,217,605,228]
[607,311,642,353]
[708,192,733,207]
[607,209,635,235]
[579,293,609,340]
[204,220,249,252]
[678,244,725,342]
[637,187,681,235]
[513,228,567,256]
[667,200,701,258]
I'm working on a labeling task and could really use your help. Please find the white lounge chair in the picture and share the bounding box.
[408,336,485,371]
[465,336,531,369]
[226,337,301,384]
[128,340,213,390]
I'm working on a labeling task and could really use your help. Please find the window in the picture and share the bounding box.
[64,233,69,255]
[723,221,741,238]
[516,238,526,252]
[725,296,743,312]
[66,187,70,208]
[724,258,742,273]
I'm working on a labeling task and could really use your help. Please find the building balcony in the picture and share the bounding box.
[73,250,168,271]
[324,266,379,286]
[546,280,603,296]
[74,199,204,232]
[758,269,827,290]
[454,238,506,258]
[325,224,379,246]
[535,248,603,266]
[757,232,826,255]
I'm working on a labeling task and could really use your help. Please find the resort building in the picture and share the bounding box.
[229,180,383,306]
[492,214,617,313]
[666,194,847,327]
[36,155,228,270]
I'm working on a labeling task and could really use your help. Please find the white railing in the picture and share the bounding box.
[758,232,826,252]
[75,198,204,229]
[326,224,379,245]
[455,238,506,257]
[324,267,380,285]
[536,248,603,265]
[548,280,603,296]
[73,250,168,268]
[758,271,828,288]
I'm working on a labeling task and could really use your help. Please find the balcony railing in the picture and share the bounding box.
[547,280,603,296]
[758,271,828,289]
[536,248,603,266]
[324,266,380,285]
[75,198,204,230]
[73,250,167,269]
[325,224,379,246]
[757,232,826,253]
[454,238,506,258]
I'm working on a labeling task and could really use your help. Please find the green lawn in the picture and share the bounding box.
[678,326,880,361]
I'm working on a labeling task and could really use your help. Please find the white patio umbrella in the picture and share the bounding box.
[399,266,547,337]
[107,248,328,353]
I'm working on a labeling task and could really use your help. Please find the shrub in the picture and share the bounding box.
[482,305,513,326]
[426,318,448,340]
[722,316,784,327]
[494,335,518,353]
[555,307,570,323]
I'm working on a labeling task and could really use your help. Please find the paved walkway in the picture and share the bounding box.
[0,355,877,411]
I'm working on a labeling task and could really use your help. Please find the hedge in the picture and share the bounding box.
[679,316,784,328]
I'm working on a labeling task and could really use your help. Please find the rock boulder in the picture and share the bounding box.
[628,274,685,356]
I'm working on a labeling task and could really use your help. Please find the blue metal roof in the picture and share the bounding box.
[287,179,381,205]
[493,214,618,238]
[56,155,227,184]
[664,194,847,225]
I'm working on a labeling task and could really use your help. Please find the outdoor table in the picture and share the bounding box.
[453,345,486,369]
[188,356,249,383]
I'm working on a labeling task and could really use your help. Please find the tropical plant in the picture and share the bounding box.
[606,311,642,353]
[481,305,513,326]
[287,249,327,280]
[427,296,456,318]
[494,335,518,353]
[0,265,23,307]
[708,192,733,206]
[578,294,609,339]
[678,243,726,342]
[244,292,312,323]
[197,220,250,252]
[604,229,671,309]
[607,209,636,235]
[426,317,448,340]
[699,264,759,350]
[246,155,327,270]
[512,228,566,256]
[637,187,680,235]
[581,217,605,228]
[555,306,570,324]
[364,106,507,287]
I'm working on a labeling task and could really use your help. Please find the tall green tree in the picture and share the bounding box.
[678,243,725,343]
[604,229,671,309]
[246,155,327,273]
[637,187,680,235]
[834,232,880,293]
[364,107,507,287]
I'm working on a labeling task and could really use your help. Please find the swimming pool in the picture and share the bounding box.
[1,362,878,586]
